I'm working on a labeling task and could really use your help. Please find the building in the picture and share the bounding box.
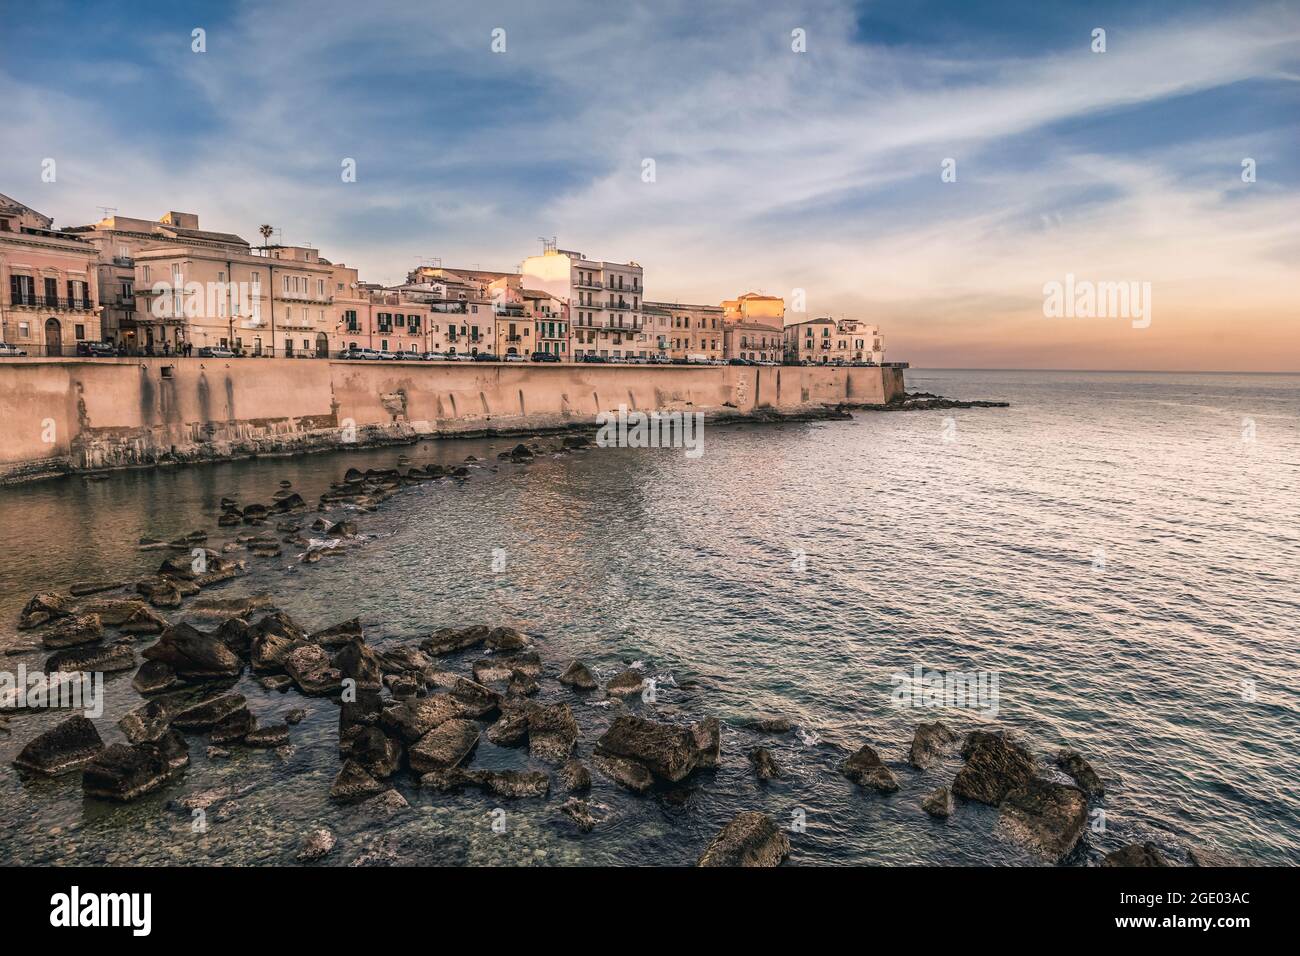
[647,301,724,362]
[723,322,784,363]
[784,316,885,364]
[0,194,102,355]
[520,288,568,359]
[722,291,784,328]
[67,210,249,350]
[642,304,672,360]
[521,242,645,360]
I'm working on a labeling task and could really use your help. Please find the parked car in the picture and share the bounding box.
[377,350,399,360]
[727,358,750,366]
[421,351,448,361]
[473,352,500,362]
[580,354,608,363]
[649,355,671,364]
[442,352,466,361]
[343,348,382,360]
[0,343,28,357]
[197,346,237,358]
[74,341,116,357]
[530,351,560,362]
[504,353,527,362]
[670,357,689,365]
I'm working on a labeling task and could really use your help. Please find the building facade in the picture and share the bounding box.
[647,301,724,361]
[784,317,885,364]
[724,321,784,362]
[521,244,645,360]
[0,195,102,355]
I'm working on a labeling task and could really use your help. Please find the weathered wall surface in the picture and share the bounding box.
[0,358,904,482]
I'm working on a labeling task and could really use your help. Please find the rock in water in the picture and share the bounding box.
[421,625,491,656]
[349,726,402,778]
[118,700,173,744]
[131,660,178,695]
[44,642,135,674]
[297,828,336,862]
[558,660,598,690]
[172,694,248,731]
[1188,846,1244,867]
[594,713,718,783]
[922,786,954,818]
[330,761,388,804]
[40,614,104,649]
[909,721,956,769]
[12,715,105,775]
[141,622,242,679]
[558,758,592,793]
[748,746,783,780]
[559,798,597,833]
[592,751,656,794]
[309,617,364,648]
[408,718,480,773]
[245,723,291,748]
[18,592,74,630]
[1056,748,1105,797]
[1103,842,1170,867]
[996,779,1089,862]
[697,812,790,867]
[744,716,794,733]
[605,668,644,697]
[841,743,900,793]
[82,731,189,801]
[952,731,1036,805]
[381,694,462,743]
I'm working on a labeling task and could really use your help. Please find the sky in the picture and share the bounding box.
[1,0,1297,371]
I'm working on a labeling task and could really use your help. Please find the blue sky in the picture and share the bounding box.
[1,0,1297,369]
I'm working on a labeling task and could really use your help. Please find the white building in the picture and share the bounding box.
[520,242,646,360]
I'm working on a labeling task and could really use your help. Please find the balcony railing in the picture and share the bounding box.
[573,279,603,289]
[9,295,95,311]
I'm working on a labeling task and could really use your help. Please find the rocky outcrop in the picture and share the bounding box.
[1056,748,1104,797]
[557,758,592,792]
[594,713,718,786]
[420,768,550,799]
[408,718,479,773]
[952,731,1035,805]
[922,786,954,818]
[119,700,173,744]
[558,660,597,690]
[841,743,900,793]
[697,812,790,867]
[44,642,135,674]
[131,660,178,695]
[172,694,248,731]
[330,760,387,804]
[605,668,644,697]
[1103,842,1169,867]
[909,721,956,770]
[18,592,74,630]
[381,694,463,743]
[82,731,189,801]
[40,614,103,649]
[996,779,1089,862]
[744,716,794,733]
[141,623,242,679]
[12,715,105,775]
[297,828,336,862]
[748,746,783,781]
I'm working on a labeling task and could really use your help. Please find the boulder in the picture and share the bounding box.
[209,707,256,744]
[595,713,717,783]
[525,702,579,760]
[748,746,783,781]
[284,643,342,695]
[1188,846,1243,867]
[486,626,531,651]
[41,614,104,649]
[118,700,173,744]
[952,731,1036,805]
[558,661,598,690]
[507,443,535,461]
[744,716,794,733]
[18,592,74,630]
[605,668,644,697]
[592,751,656,794]
[349,726,402,778]
[245,723,291,748]
[443,675,501,718]
[330,760,387,804]
[249,612,306,672]
[841,743,900,793]
[309,617,364,648]
[420,768,549,799]
[12,715,105,775]
[131,660,178,695]
[909,721,956,770]
[82,731,189,801]
[422,624,491,656]
[558,758,592,793]
[409,719,480,773]
[172,694,248,731]
[44,642,135,674]
[1103,842,1170,867]
[332,640,383,691]
[485,704,531,747]
[1056,748,1105,797]
[922,786,954,818]
[507,671,539,697]
[559,798,598,833]
[472,660,513,684]
[697,812,790,867]
[141,623,242,679]
[997,778,1089,863]
[381,694,462,743]
[79,599,167,634]
[297,828,336,862]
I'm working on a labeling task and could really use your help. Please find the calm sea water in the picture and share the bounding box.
[0,369,1297,866]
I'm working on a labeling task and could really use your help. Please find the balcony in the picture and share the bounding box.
[9,295,95,311]
[605,300,637,311]
[573,278,603,289]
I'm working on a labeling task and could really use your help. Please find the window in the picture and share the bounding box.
[75,324,85,339]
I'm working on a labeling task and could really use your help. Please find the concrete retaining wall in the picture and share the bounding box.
[0,358,904,482]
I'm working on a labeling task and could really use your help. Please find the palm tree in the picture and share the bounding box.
[258,224,273,247]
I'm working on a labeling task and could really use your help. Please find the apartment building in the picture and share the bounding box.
[642,304,672,359]
[67,210,249,349]
[521,243,645,360]
[724,322,784,363]
[523,288,569,359]
[784,317,885,364]
[647,301,724,362]
[0,194,102,355]
[722,291,784,328]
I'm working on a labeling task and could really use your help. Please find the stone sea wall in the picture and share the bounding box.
[0,358,904,483]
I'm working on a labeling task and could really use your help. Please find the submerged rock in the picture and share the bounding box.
[908,721,956,770]
[996,779,1089,862]
[559,798,598,832]
[1188,846,1244,867]
[922,786,954,818]
[245,723,291,748]
[744,716,794,734]
[558,758,592,793]
[12,715,105,775]
[349,726,402,778]
[952,731,1036,805]
[408,718,480,773]
[749,747,783,781]
[841,743,900,793]
[1103,842,1170,867]
[420,767,550,799]
[558,660,598,690]
[297,828,336,862]
[330,760,388,804]
[1056,748,1105,797]
[697,812,790,867]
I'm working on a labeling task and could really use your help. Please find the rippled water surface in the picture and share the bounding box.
[1,369,1297,866]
